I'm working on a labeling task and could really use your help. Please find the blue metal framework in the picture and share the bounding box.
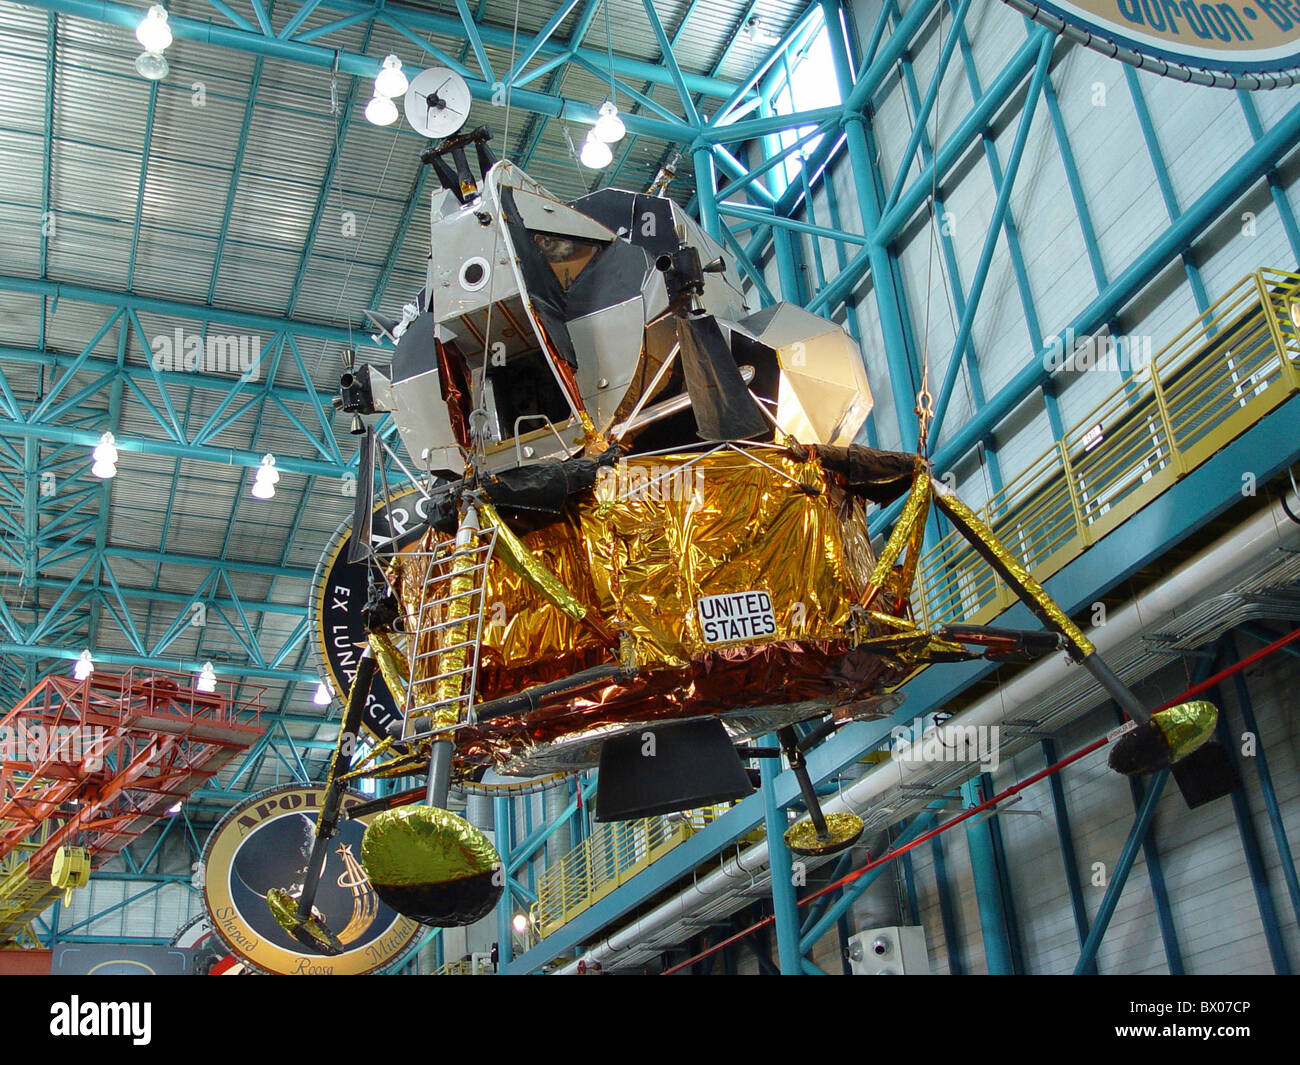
[4,0,1300,960]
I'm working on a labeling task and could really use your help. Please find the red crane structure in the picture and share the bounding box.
[0,668,264,944]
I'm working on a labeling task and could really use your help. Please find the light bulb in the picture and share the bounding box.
[374,54,408,98]
[135,50,169,80]
[74,650,94,681]
[511,912,530,934]
[92,432,118,478]
[136,5,173,52]
[313,681,332,706]
[579,131,613,169]
[365,93,398,126]
[196,661,216,693]
[251,453,279,499]
[593,100,625,144]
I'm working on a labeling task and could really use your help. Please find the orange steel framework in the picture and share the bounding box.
[0,669,265,882]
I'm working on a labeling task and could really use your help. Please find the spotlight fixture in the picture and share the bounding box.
[251,453,279,499]
[592,100,625,144]
[365,92,399,126]
[135,50,169,80]
[313,680,332,706]
[511,912,531,935]
[167,800,183,815]
[374,54,408,98]
[196,661,217,693]
[91,432,118,479]
[743,16,781,46]
[136,4,173,51]
[74,649,94,681]
[135,4,172,81]
[579,130,613,169]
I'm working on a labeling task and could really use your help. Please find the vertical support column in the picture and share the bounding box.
[1074,769,1169,974]
[822,0,920,448]
[1210,677,1292,974]
[1229,634,1300,931]
[931,828,965,974]
[1041,738,1094,971]
[692,145,721,241]
[961,777,1015,973]
[1111,702,1184,974]
[494,793,514,968]
[760,737,803,973]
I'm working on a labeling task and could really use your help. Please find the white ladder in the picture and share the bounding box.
[401,506,498,740]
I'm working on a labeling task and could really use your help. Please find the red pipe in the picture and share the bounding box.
[661,626,1299,974]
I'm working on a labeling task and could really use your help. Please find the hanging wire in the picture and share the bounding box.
[604,0,616,102]
[893,0,992,509]
[469,0,524,477]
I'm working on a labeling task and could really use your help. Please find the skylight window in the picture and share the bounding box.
[769,24,841,188]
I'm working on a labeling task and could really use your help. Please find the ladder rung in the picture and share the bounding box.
[408,695,471,711]
[421,589,482,609]
[414,640,479,658]
[416,615,479,634]
[411,665,475,681]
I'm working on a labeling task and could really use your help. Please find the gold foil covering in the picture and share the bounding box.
[784,812,864,856]
[862,462,929,611]
[368,632,409,706]
[479,502,588,622]
[393,449,878,701]
[1153,700,1218,762]
[931,480,1096,657]
[361,806,500,887]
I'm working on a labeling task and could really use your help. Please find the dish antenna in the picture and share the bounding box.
[404,67,472,139]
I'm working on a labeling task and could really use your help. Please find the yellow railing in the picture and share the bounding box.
[434,959,481,975]
[913,268,1300,630]
[534,805,740,937]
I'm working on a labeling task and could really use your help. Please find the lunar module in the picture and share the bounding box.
[266,71,1228,954]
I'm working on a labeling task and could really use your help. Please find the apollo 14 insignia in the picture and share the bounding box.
[201,785,421,975]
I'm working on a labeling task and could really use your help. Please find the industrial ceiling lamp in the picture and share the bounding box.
[580,130,613,168]
[374,54,409,98]
[589,0,625,148]
[251,453,280,499]
[364,91,399,126]
[593,100,625,144]
[313,680,332,705]
[196,661,217,693]
[74,649,94,681]
[91,432,118,478]
[134,4,172,81]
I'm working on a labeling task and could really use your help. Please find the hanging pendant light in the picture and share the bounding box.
[593,100,625,144]
[580,130,613,168]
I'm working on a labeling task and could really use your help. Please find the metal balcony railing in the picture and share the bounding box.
[534,805,742,937]
[914,268,1300,630]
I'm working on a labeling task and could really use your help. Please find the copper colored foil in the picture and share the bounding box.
[392,448,917,772]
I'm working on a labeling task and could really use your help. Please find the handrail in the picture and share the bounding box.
[913,267,1300,630]
[534,805,738,937]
